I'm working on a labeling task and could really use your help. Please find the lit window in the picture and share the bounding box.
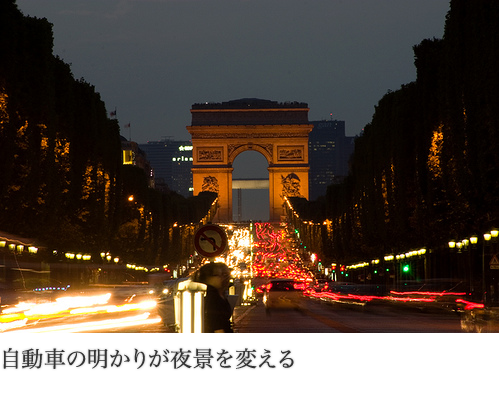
[122,150,134,165]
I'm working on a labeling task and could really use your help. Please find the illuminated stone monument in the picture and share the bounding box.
[187,99,313,222]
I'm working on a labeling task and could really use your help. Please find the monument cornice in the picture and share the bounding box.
[190,108,310,113]
[187,124,313,139]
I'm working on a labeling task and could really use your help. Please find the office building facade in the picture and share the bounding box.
[139,140,193,197]
[308,120,354,200]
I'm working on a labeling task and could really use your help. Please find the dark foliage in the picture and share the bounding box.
[0,2,216,265]
[294,1,499,266]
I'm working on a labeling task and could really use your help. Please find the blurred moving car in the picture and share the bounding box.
[263,278,303,311]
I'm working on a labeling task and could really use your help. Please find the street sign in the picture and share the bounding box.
[194,224,228,258]
[490,254,499,270]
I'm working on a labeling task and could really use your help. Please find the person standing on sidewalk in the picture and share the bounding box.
[192,262,233,333]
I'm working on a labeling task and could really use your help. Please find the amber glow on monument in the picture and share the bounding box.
[187,99,313,222]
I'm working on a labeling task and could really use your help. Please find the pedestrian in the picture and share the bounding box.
[192,262,233,333]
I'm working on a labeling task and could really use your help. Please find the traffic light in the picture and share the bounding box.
[402,264,410,273]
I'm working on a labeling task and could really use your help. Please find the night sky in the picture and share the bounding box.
[16,0,450,143]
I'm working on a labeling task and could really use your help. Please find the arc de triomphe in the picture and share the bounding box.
[187,99,313,222]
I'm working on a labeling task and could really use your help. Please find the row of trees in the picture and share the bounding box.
[0,1,216,266]
[293,1,499,270]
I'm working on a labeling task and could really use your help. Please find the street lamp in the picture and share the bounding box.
[482,232,493,302]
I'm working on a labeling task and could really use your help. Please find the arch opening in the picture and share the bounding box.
[232,150,269,222]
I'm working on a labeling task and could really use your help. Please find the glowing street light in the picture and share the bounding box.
[470,235,478,246]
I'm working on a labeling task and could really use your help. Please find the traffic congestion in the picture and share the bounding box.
[0,221,483,333]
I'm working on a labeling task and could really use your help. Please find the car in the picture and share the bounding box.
[328,281,358,294]
[263,278,303,311]
[313,279,330,292]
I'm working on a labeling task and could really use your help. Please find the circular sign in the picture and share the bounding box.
[194,224,228,258]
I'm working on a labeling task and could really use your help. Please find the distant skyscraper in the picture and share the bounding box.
[139,139,193,197]
[308,120,354,200]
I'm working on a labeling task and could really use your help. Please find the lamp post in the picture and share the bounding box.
[482,233,492,303]
[469,235,478,296]
[487,229,499,304]
[448,240,456,283]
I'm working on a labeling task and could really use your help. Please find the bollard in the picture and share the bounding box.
[174,280,207,333]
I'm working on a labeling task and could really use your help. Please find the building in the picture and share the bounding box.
[139,139,193,197]
[121,136,154,188]
[187,98,312,222]
[308,120,354,200]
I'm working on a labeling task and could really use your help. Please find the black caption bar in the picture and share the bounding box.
[1,346,297,371]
